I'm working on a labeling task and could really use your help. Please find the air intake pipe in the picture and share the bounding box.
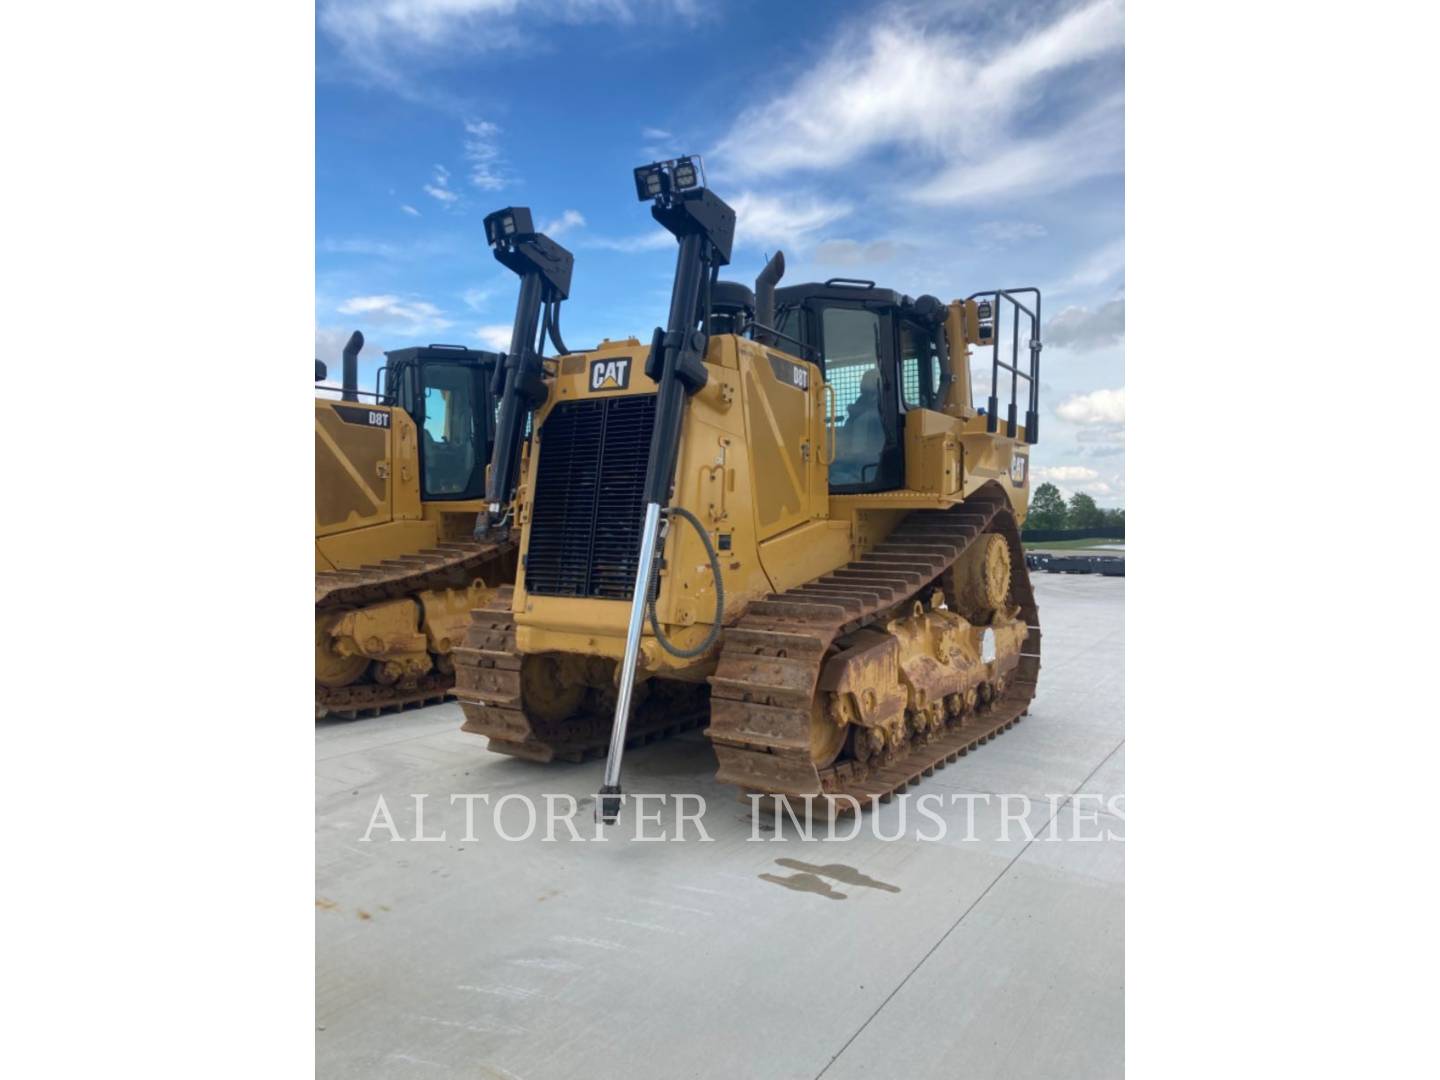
[341,330,363,402]
[753,251,785,345]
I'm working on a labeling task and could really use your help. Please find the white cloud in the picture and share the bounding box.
[730,190,853,251]
[475,324,513,350]
[339,295,406,315]
[1076,432,1125,457]
[641,125,687,160]
[1046,299,1124,350]
[320,0,703,64]
[424,163,458,205]
[1032,460,1124,504]
[1033,464,1099,484]
[1056,387,1125,425]
[909,93,1122,206]
[1057,238,1125,293]
[711,0,1123,195]
[401,204,421,216]
[462,286,496,311]
[464,119,509,189]
[322,0,518,50]
[314,379,344,401]
[320,2,705,102]
[814,238,900,267]
[587,230,675,253]
[541,209,586,237]
[584,191,846,256]
[972,220,1048,248]
[339,294,453,331]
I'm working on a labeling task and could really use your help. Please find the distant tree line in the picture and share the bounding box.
[1026,482,1124,532]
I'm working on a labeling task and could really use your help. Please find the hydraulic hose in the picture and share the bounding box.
[646,505,725,659]
[545,301,571,355]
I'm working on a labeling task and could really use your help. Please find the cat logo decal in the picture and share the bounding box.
[589,357,632,392]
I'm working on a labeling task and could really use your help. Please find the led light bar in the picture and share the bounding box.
[483,206,535,247]
[633,156,705,202]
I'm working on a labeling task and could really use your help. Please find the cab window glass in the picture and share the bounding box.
[822,307,887,486]
[899,320,941,411]
[773,305,805,358]
[421,364,479,496]
[424,387,449,441]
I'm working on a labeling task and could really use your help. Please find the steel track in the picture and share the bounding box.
[452,586,709,762]
[449,485,1040,805]
[707,487,1041,806]
[316,540,516,719]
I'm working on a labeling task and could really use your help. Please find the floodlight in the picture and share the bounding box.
[672,156,698,190]
[483,206,534,247]
[634,163,669,201]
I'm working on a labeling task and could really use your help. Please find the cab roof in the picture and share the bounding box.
[774,279,910,309]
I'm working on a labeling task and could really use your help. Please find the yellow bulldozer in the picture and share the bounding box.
[314,217,574,719]
[452,160,1043,816]
[315,334,515,717]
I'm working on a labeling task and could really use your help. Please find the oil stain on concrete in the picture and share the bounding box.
[759,871,847,900]
[759,859,902,900]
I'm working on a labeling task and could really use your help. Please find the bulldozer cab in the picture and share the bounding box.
[772,280,924,492]
[772,279,1039,493]
[380,345,497,502]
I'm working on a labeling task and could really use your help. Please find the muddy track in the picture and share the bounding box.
[451,586,709,761]
[707,487,1041,807]
[449,487,1040,803]
[316,540,515,719]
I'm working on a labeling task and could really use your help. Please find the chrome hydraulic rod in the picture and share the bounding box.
[597,501,663,823]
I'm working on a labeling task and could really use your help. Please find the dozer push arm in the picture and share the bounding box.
[598,162,736,823]
[478,207,574,537]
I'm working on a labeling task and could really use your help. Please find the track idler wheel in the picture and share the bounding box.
[315,612,368,688]
[520,654,588,724]
[949,533,1012,620]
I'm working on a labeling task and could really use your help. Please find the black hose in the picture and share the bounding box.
[647,505,725,659]
[546,301,571,355]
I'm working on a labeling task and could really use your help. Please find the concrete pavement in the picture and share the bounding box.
[316,572,1124,1078]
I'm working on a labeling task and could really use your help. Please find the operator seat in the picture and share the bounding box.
[832,369,885,484]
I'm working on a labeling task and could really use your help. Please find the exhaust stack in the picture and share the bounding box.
[753,251,785,345]
[341,330,363,402]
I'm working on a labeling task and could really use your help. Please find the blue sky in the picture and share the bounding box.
[316,0,1125,505]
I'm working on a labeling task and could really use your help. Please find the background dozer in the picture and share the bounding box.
[454,159,1042,816]
[315,220,574,719]
[315,333,515,717]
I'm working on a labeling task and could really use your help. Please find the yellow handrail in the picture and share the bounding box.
[820,382,837,465]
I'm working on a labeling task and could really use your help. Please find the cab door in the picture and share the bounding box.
[409,361,490,502]
[815,303,902,493]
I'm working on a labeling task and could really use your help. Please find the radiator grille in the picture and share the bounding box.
[524,394,656,599]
